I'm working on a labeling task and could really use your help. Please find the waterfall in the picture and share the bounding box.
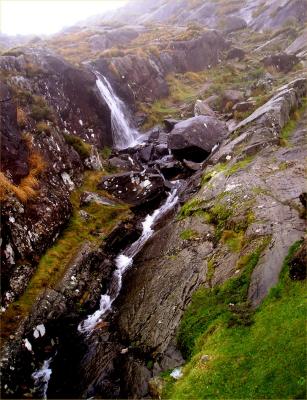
[95,71,139,149]
[78,183,180,333]
[32,358,53,400]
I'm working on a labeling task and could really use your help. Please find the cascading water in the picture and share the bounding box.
[32,358,53,400]
[78,183,180,333]
[95,71,139,149]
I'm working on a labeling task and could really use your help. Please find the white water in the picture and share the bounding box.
[95,71,139,149]
[78,184,179,333]
[32,358,52,400]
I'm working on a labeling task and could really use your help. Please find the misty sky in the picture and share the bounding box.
[0,0,127,36]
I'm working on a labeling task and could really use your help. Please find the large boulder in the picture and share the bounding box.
[98,171,166,207]
[194,100,216,117]
[222,16,247,34]
[262,53,300,73]
[168,116,227,162]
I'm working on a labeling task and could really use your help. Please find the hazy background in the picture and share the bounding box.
[0,0,127,35]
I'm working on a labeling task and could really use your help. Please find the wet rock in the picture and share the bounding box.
[168,115,227,162]
[120,358,151,398]
[157,159,186,180]
[194,100,215,117]
[108,156,133,171]
[262,53,299,73]
[80,191,116,207]
[163,118,179,132]
[139,144,154,163]
[98,171,166,207]
[182,158,202,171]
[289,238,307,281]
[154,144,169,158]
[226,47,245,61]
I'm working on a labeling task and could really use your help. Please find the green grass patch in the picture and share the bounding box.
[221,230,244,252]
[226,156,254,176]
[63,133,92,159]
[180,229,199,240]
[1,170,130,341]
[164,240,306,399]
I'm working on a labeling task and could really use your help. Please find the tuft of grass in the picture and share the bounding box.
[100,146,112,160]
[30,98,54,122]
[16,107,27,128]
[0,139,45,202]
[164,240,306,399]
[180,229,199,240]
[221,230,244,252]
[63,133,92,159]
[36,121,51,135]
[226,156,254,176]
[177,199,204,220]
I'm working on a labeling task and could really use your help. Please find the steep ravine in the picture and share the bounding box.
[1,1,307,398]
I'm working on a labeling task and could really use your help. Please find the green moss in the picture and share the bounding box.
[164,240,306,400]
[64,133,92,159]
[177,198,204,220]
[180,229,199,240]
[221,230,244,252]
[226,156,254,176]
[201,163,227,186]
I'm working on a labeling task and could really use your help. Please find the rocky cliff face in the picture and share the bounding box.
[0,0,306,399]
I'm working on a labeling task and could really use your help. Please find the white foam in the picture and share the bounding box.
[32,358,52,399]
[95,72,139,150]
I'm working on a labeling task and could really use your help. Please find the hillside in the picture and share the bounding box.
[0,0,306,399]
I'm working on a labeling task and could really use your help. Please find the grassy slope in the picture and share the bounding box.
[164,241,306,399]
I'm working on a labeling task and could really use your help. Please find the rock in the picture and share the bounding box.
[0,82,29,183]
[80,192,116,207]
[286,29,307,57]
[79,210,90,221]
[148,377,163,398]
[194,100,215,117]
[168,115,227,162]
[163,118,179,132]
[226,47,245,61]
[232,101,256,113]
[262,53,300,73]
[157,159,186,180]
[108,156,133,171]
[120,358,151,398]
[299,192,307,208]
[182,159,202,171]
[154,144,169,158]
[289,238,307,281]
[221,89,244,110]
[139,144,154,163]
[222,16,247,34]
[98,171,166,207]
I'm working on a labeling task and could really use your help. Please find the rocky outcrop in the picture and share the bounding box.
[168,115,227,162]
[262,53,300,73]
[0,82,29,183]
[98,171,167,207]
[94,30,228,104]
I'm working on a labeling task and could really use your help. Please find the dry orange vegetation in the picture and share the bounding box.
[0,136,45,203]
